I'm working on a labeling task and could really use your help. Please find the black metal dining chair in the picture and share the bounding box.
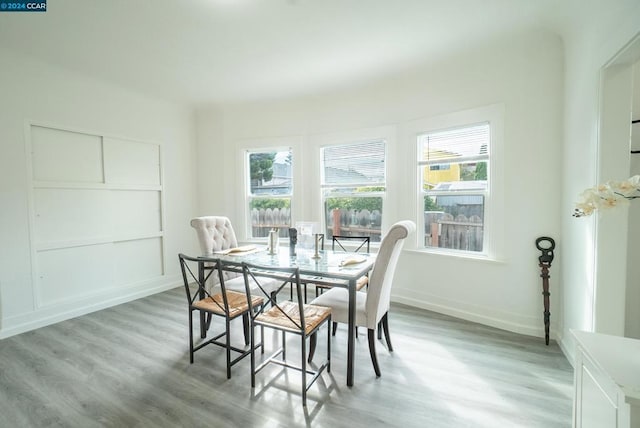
[178,253,263,379]
[241,262,332,407]
[332,235,371,253]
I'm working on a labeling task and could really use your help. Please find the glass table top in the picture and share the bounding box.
[200,247,375,282]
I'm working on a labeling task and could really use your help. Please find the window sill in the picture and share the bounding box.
[404,248,505,265]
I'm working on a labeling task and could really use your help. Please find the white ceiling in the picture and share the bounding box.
[0,0,574,105]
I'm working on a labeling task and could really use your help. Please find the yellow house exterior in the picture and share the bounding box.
[423,163,460,189]
[421,147,461,189]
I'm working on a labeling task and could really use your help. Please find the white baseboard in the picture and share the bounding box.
[556,331,575,368]
[0,275,182,340]
[392,288,557,340]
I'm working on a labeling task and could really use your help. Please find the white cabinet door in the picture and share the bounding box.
[580,366,617,428]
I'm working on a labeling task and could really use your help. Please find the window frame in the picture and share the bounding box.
[410,104,504,260]
[419,122,489,255]
[244,146,294,241]
[319,139,387,245]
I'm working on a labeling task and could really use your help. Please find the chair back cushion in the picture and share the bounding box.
[365,220,416,328]
[190,216,240,286]
[190,216,239,254]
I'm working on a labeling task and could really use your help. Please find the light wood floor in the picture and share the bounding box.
[0,287,574,427]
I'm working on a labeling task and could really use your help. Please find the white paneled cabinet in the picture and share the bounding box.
[572,330,640,428]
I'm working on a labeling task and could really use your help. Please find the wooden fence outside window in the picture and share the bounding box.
[250,208,483,251]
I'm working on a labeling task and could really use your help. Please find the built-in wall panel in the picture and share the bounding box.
[36,238,164,307]
[34,188,111,246]
[113,238,164,286]
[33,188,162,248]
[37,244,114,306]
[27,124,165,309]
[109,190,162,237]
[103,137,161,186]
[31,126,104,183]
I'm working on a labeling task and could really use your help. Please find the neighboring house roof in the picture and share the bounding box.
[436,195,484,206]
[432,181,487,206]
[432,181,487,191]
[323,166,371,184]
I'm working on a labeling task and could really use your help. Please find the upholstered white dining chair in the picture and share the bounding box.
[310,220,416,377]
[191,216,239,254]
[190,216,279,296]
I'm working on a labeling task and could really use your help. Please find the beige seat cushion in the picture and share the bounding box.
[256,300,331,335]
[193,290,263,317]
[316,275,368,292]
[311,288,369,328]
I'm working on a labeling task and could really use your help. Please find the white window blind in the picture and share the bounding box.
[322,140,386,187]
[419,123,489,165]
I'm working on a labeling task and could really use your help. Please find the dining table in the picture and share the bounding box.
[196,246,376,387]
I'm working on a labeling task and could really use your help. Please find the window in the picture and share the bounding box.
[321,140,385,243]
[246,148,292,239]
[429,164,450,171]
[418,123,489,254]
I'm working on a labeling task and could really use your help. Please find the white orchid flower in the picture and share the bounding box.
[574,175,639,217]
[628,175,640,187]
[599,193,629,210]
[609,179,639,197]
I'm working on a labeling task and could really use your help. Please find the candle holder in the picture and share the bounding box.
[311,233,322,259]
[267,228,279,255]
[289,227,297,257]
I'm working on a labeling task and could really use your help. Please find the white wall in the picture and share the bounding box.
[196,31,565,338]
[194,106,226,216]
[559,1,640,360]
[627,61,640,339]
[0,48,199,338]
